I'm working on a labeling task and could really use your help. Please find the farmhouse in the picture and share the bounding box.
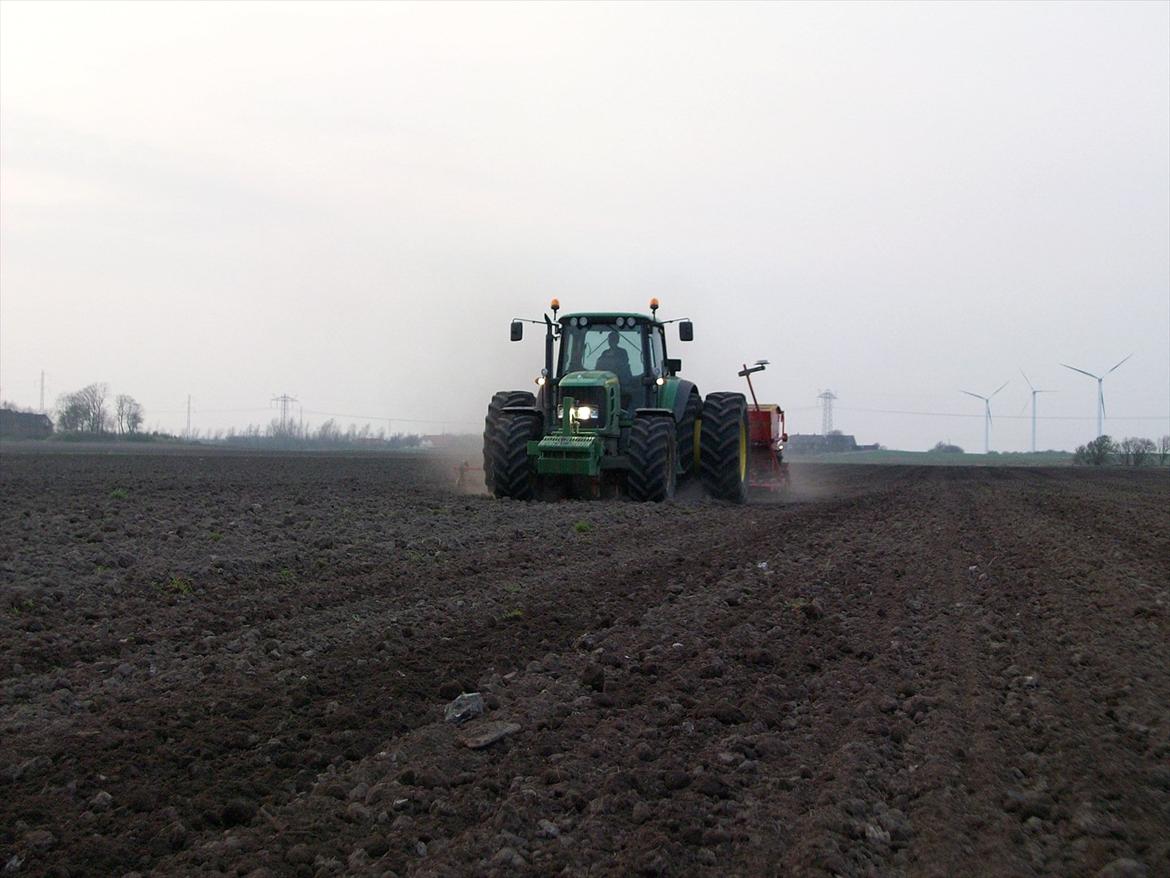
[0,409,53,439]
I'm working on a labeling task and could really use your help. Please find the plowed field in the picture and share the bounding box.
[1,450,1167,877]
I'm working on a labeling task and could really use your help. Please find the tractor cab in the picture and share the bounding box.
[558,313,667,416]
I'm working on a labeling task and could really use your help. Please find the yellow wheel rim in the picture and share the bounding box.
[738,420,747,482]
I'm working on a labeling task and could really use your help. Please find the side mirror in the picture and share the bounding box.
[665,357,682,374]
[510,321,523,341]
[679,321,694,342]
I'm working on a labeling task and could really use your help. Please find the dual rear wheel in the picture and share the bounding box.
[482,390,535,493]
[630,392,748,504]
[484,412,541,500]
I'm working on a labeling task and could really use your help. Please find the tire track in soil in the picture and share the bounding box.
[950,472,1170,876]
[763,470,1024,877]
[877,473,1036,877]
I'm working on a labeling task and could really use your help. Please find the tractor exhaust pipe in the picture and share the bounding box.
[544,314,556,423]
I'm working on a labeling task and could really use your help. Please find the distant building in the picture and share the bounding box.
[786,431,879,454]
[0,409,53,440]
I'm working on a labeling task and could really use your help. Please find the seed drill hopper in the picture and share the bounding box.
[738,360,790,493]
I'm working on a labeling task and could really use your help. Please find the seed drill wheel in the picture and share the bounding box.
[699,392,749,504]
[628,416,677,502]
[482,390,535,491]
[485,412,541,500]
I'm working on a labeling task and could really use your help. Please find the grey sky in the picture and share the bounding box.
[2,1,1167,451]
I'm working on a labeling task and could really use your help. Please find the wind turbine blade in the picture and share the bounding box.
[960,390,986,401]
[1099,387,1106,420]
[1061,363,1099,380]
[991,381,1009,398]
[1107,352,1133,374]
[1019,369,1034,391]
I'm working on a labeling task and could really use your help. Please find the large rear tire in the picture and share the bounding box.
[676,388,702,479]
[699,392,749,504]
[483,390,536,491]
[486,413,541,500]
[628,416,677,502]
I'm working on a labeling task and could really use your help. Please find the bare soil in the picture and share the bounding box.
[1,450,1167,877]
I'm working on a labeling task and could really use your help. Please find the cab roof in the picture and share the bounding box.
[559,312,655,323]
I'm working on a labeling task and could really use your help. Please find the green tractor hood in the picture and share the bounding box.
[529,371,620,477]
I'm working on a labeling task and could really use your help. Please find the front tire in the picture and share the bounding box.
[486,413,541,500]
[628,416,677,502]
[699,392,749,504]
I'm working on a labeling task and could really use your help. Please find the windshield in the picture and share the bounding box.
[561,323,646,390]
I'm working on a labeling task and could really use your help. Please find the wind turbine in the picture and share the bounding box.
[1019,370,1056,453]
[960,381,1009,454]
[1060,354,1132,439]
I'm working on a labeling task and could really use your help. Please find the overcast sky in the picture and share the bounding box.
[2,1,1167,451]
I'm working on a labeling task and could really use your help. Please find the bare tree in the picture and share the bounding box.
[1134,438,1156,466]
[76,383,109,433]
[1118,437,1135,466]
[316,419,342,443]
[1160,435,1170,466]
[55,384,108,433]
[1073,435,1116,466]
[55,393,87,432]
[1120,437,1155,466]
[115,394,144,435]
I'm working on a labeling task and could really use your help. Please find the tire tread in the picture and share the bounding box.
[628,416,676,502]
[699,392,749,503]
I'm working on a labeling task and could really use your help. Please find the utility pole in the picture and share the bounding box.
[186,395,192,439]
[817,390,837,435]
[271,394,297,434]
[39,371,45,413]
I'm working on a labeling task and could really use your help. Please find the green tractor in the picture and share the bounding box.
[483,298,751,503]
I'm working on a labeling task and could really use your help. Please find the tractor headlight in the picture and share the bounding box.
[536,375,546,386]
[575,405,597,420]
[655,376,665,386]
